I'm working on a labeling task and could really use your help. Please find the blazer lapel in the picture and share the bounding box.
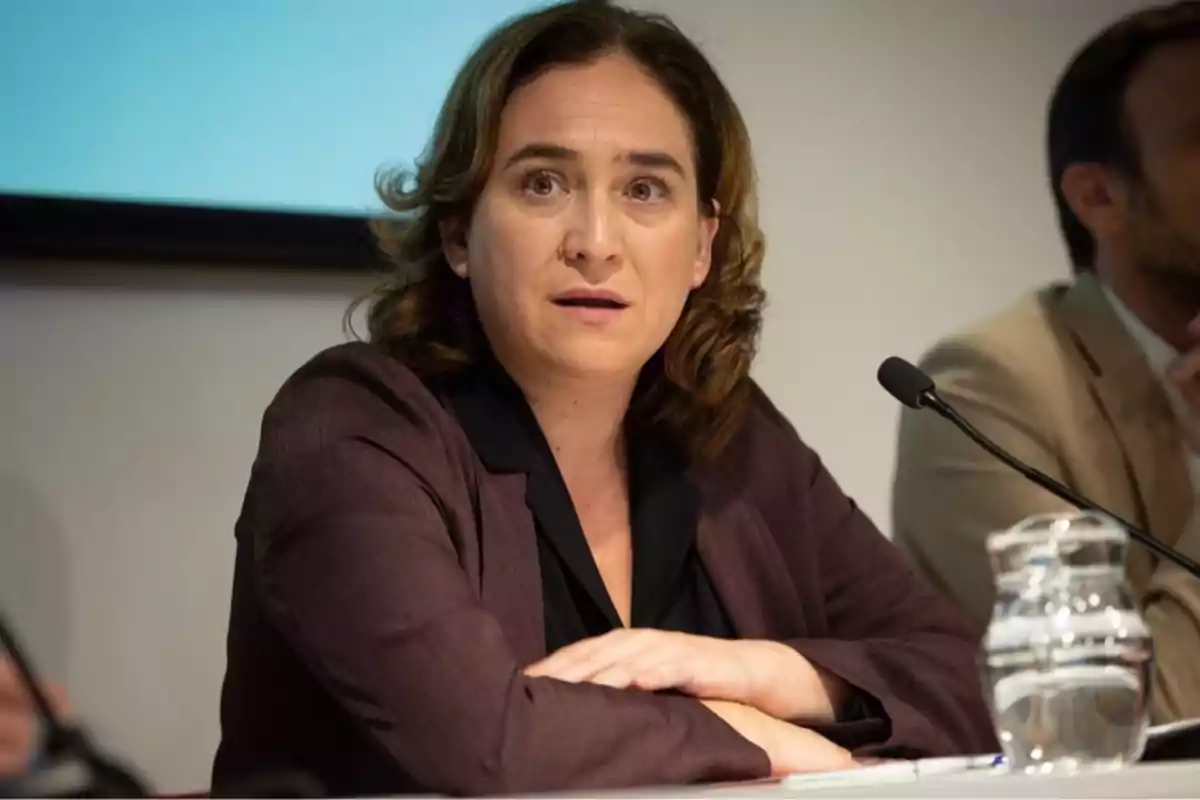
[1059,275,1192,564]
[441,375,548,664]
[477,472,547,665]
[694,471,804,640]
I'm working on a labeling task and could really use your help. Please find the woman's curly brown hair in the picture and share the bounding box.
[354,0,766,462]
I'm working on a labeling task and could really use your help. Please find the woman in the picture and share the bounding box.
[213,0,997,795]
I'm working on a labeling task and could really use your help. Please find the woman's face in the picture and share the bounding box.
[443,53,718,385]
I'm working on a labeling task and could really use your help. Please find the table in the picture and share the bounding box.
[576,761,1200,798]
[772,761,1200,797]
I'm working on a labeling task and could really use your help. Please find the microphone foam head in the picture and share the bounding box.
[877,356,935,409]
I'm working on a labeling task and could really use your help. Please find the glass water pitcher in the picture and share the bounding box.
[982,511,1153,774]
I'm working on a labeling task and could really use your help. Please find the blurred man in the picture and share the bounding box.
[891,1,1200,722]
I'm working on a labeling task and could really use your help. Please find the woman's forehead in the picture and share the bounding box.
[494,55,694,169]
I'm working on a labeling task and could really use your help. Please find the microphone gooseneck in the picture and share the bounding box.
[0,616,62,744]
[1,609,328,799]
[0,612,150,799]
[879,355,1200,581]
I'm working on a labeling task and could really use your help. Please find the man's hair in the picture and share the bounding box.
[355,0,766,462]
[1048,1,1200,272]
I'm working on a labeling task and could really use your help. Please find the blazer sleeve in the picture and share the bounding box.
[243,347,769,795]
[1144,503,1200,721]
[745,389,1000,758]
[890,336,1078,625]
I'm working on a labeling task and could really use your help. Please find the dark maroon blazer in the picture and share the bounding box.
[212,342,997,797]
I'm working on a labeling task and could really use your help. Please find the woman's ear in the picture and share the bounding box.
[439,218,470,279]
[692,200,720,289]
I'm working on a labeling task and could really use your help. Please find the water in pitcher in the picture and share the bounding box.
[983,513,1154,774]
[985,616,1152,771]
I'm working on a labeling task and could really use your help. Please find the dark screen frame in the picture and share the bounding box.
[0,193,387,270]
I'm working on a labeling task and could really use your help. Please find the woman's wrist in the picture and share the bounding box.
[701,699,854,776]
[737,640,847,722]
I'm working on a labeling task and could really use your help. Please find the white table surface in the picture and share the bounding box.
[560,761,1200,799]
[769,761,1199,798]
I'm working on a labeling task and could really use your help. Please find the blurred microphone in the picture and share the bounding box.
[0,613,149,798]
[0,612,326,799]
[877,355,1200,581]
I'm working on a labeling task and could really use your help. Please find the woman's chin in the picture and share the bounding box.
[538,345,652,384]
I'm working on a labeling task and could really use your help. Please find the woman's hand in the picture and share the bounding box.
[524,629,848,722]
[0,657,70,778]
[699,699,855,776]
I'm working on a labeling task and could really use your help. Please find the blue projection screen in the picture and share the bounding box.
[1,0,540,215]
[0,0,542,267]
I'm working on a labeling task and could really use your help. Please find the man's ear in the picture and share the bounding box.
[692,200,720,289]
[1060,162,1127,244]
[439,218,470,279]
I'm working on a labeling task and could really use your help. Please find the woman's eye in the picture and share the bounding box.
[628,178,669,202]
[523,171,562,197]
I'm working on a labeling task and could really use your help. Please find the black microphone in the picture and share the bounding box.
[0,612,149,799]
[877,355,1200,581]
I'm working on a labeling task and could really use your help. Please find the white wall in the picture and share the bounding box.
[0,0,1152,791]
